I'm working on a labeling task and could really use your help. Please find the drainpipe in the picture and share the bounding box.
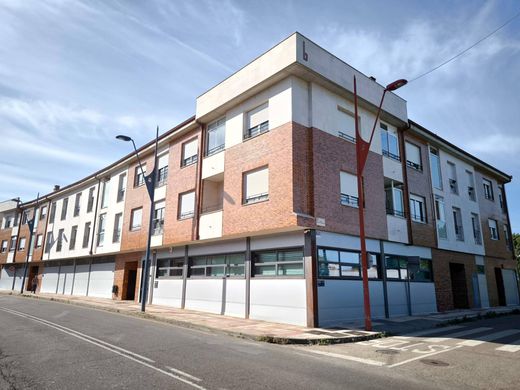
[41,198,51,263]
[89,178,102,257]
[10,199,22,291]
[399,124,413,245]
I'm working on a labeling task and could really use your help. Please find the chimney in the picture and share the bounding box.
[369,76,376,82]
[53,185,60,192]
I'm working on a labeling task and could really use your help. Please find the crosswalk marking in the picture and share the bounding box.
[426,327,492,343]
[396,325,465,338]
[495,338,520,353]
[458,329,520,347]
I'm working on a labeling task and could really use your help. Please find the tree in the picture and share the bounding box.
[513,233,520,274]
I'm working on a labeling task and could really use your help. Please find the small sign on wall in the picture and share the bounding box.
[316,217,326,227]
[154,281,159,289]
[317,280,325,287]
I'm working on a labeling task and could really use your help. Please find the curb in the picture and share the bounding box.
[2,292,382,345]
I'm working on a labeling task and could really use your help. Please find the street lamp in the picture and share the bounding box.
[20,194,39,293]
[116,127,159,312]
[353,76,407,331]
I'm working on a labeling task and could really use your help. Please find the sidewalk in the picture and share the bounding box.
[1,291,379,345]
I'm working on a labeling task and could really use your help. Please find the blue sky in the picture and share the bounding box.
[1,0,519,231]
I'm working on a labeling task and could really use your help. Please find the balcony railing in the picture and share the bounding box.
[182,154,198,167]
[382,149,400,161]
[179,211,195,220]
[340,193,359,207]
[206,144,225,157]
[406,160,422,171]
[244,121,269,140]
[387,208,405,218]
[338,131,356,143]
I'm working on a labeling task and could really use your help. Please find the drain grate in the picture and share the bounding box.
[376,349,399,355]
[420,359,449,367]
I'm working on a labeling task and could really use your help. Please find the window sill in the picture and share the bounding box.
[178,215,194,221]
[411,219,426,224]
[243,198,269,206]
[181,160,197,169]
[130,227,141,232]
[243,129,269,142]
[340,202,359,209]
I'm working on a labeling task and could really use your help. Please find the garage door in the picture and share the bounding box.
[502,269,520,306]
[72,264,89,296]
[41,266,60,294]
[0,267,15,290]
[13,267,25,291]
[58,265,75,295]
[88,262,114,298]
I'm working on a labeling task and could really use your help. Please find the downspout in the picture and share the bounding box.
[89,177,102,257]
[41,198,51,263]
[194,121,206,241]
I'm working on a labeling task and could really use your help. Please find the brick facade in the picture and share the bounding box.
[113,252,143,301]
[484,256,518,307]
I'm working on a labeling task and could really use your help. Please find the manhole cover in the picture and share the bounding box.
[376,349,399,355]
[420,359,449,367]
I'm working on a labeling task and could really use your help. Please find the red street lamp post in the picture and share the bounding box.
[353,76,407,331]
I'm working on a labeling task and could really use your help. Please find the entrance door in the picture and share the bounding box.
[27,266,39,291]
[495,268,506,306]
[450,263,469,309]
[126,270,137,300]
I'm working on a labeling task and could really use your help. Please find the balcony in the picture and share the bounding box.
[199,177,224,239]
[199,210,223,240]
[202,151,225,180]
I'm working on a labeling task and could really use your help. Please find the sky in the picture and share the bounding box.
[0,0,519,231]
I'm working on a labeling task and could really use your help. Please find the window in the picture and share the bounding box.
[82,222,91,248]
[318,248,380,279]
[1,240,7,253]
[452,207,464,241]
[18,237,26,251]
[87,187,95,212]
[380,123,400,160]
[9,236,16,251]
[130,208,142,231]
[153,201,165,235]
[117,173,127,202]
[45,232,53,253]
[504,225,511,249]
[206,118,225,156]
[488,219,499,240]
[69,226,78,250]
[97,213,106,246]
[385,184,405,218]
[337,107,356,142]
[74,193,81,217]
[56,229,64,252]
[340,171,358,207]
[466,171,476,201]
[181,139,198,167]
[409,194,426,223]
[134,165,146,187]
[100,180,110,209]
[252,248,304,277]
[483,179,494,200]
[157,258,185,278]
[60,198,68,220]
[244,103,269,140]
[113,213,123,243]
[190,253,245,277]
[471,214,482,245]
[35,234,43,249]
[243,167,269,204]
[178,191,195,219]
[49,202,56,223]
[21,212,27,225]
[498,186,506,212]
[384,256,432,281]
[430,148,442,190]
[156,153,169,187]
[40,205,48,220]
[447,162,458,194]
[4,215,13,228]
[405,142,422,170]
[435,196,447,239]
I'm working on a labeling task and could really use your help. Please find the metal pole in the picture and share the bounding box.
[140,126,159,312]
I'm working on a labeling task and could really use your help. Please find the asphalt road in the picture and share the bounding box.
[0,295,519,389]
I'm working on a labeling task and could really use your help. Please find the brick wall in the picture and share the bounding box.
[14,223,30,262]
[0,227,13,264]
[484,256,518,307]
[113,251,143,301]
[432,248,477,311]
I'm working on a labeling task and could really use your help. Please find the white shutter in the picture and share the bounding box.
[155,200,165,211]
[340,171,358,197]
[181,192,195,215]
[131,209,142,229]
[247,103,268,129]
[246,167,269,198]
[405,142,421,165]
[488,219,497,230]
[183,139,198,158]
[158,153,169,169]
[338,109,356,138]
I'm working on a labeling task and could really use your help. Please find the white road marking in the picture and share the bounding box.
[395,325,465,338]
[166,366,203,382]
[387,345,463,368]
[303,349,385,366]
[496,338,520,353]
[0,307,155,363]
[0,307,208,390]
[425,327,492,343]
[458,329,520,347]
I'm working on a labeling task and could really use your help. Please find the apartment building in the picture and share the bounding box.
[0,33,517,327]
